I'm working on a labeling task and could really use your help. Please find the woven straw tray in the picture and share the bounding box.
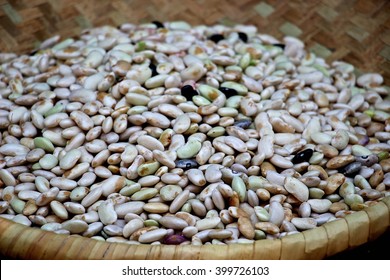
[0,0,389,260]
[0,197,389,259]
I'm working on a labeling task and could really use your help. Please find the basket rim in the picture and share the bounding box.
[0,196,389,260]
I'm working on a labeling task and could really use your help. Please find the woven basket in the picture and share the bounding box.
[0,197,389,259]
[0,0,389,260]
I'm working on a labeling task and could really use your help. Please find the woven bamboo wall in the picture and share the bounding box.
[0,0,389,82]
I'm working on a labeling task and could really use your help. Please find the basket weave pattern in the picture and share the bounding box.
[0,198,388,259]
[0,0,389,81]
[0,0,389,260]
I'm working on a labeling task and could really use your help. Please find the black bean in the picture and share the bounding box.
[355,154,378,167]
[339,162,362,177]
[181,85,198,100]
[237,32,248,43]
[219,87,238,98]
[292,149,314,164]
[149,63,158,76]
[272,43,286,50]
[233,119,252,129]
[175,159,198,169]
[208,34,224,43]
[29,49,38,56]
[152,21,164,28]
